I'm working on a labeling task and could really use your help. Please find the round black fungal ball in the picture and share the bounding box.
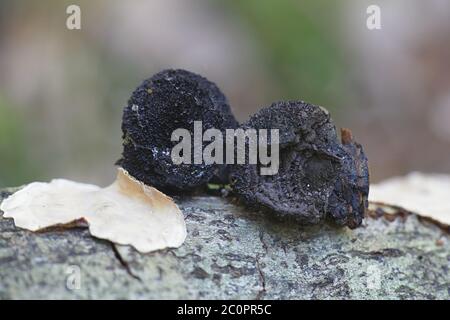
[118,69,238,192]
[230,101,369,228]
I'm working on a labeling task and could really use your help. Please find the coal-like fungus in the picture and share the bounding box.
[230,101,369,228]
[118,69,238,192]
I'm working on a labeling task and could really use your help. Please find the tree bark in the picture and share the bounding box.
[0,188,448,299]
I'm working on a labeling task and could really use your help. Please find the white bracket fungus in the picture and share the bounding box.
[0,168,187,253]
[369,172,450,226]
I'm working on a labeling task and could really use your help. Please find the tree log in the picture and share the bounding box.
[0,188,448,299]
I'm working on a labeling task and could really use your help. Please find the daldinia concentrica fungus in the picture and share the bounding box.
[118,69,238,192]
[230,101,369,228]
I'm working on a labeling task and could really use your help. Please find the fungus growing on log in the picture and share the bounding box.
[230,101,369,228]
[370,172,450,226]
[0,69,372,257]
[118,69,238,192]
[0,168,186,253]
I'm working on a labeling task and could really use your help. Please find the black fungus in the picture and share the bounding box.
[230,101,369,228]
[118,69,238,192]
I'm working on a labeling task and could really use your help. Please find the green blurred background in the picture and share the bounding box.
[1,0,450,187]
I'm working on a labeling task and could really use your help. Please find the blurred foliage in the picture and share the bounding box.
[223,0,352,112]
[4,0,441,185]
[0,96,36,187]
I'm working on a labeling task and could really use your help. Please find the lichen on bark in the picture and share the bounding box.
[0,190,448,299]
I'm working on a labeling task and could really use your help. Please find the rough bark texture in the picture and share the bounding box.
[0,188,448,299]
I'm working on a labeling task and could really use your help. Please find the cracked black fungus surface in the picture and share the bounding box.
[230,101,369,228]
[118,69,238,192]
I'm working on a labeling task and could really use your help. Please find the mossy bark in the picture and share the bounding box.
[0,189,448,299]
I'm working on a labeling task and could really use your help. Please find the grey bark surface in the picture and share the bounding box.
[0,188,448,299]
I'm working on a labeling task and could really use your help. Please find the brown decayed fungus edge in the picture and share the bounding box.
[0,168,186,253]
